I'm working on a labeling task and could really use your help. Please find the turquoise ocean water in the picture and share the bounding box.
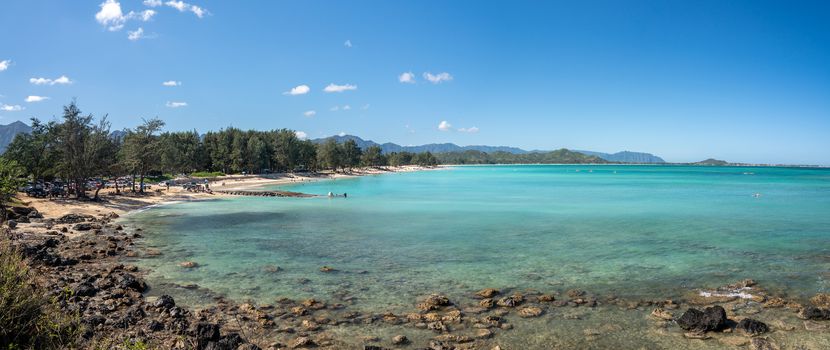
[125,165,830,312]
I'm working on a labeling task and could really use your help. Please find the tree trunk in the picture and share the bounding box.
[114,177,120,194]
[139,174,145,193]
[131,174,136,193]
[93,184,102,201]
[76,178,86,199]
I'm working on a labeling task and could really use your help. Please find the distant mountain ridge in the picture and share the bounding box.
[313,134,666,163]
[312,134,527,155]
[575,150,665,163]
[0,121,33,153]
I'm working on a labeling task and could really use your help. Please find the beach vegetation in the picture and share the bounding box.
[0,242,81,349]
[0,158,25,221]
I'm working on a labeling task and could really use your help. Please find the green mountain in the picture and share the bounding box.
[435,149,607,164]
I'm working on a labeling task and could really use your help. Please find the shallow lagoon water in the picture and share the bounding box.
[124,165,830,347]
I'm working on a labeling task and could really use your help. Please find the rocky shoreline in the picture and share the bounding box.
[4,205,830,349]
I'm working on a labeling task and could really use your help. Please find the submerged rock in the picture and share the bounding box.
[475,288,500,298]
[810,293,830,308]
[675,306,728,332]
[518,306,543,318]
[797,306,830,320]
[650,308,673,320]
[737,318,769,336]
[391,334,409,345]
[749,337,778,350]
[179,261,199,268]
[417,294,452,311]
[496,294,524,307]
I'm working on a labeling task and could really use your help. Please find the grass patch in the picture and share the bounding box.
[1,241,80,349]
[144,174,174,182]
[190,171,225,178]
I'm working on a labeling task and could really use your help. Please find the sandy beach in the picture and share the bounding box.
[19,165,436,219]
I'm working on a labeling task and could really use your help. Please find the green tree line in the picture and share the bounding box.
[1,102,438,198]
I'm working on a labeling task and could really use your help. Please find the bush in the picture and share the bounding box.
[190,171,225,178]
[0,242,80,349]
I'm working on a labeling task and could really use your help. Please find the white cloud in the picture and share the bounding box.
[143,0,162,6]
[166,101,187,108]
[96,0,126,30]
[361,104,370,110]
[398,72,415,84]
[323,83,357,93]
[294,131,308,140]
[303,110,316,117]
[138,9,156,21]
[330,105,352,112]
[128,27,145,40]
[0,104,24,112]
[25,96,49,103]
[0,60,10,72]
[458,126,480,133]
[95,1,155,31]
[423,72,453,84]
[162,80,181,86]
[338,132,346,137]
[283,84,310,96]
[344,40,352,48]
[438,120,452,131]
[165,1,208,18]
[29,75,73,86]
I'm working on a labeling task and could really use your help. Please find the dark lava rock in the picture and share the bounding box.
[154,295,176,310]
[194,322,221,348]
[797,306,830,320]
[74,282,98,297]
[58,213,93,224]
[7,220,16,229]
[737,318,769,335]
[73,223,93,231]
[147,320,164,332]
[169,306,187,318]
[236,345,261,350]
[83,315,106,328]
[676,306,728,332]
[364,346,390,350]
[117,273,147,292]
[204,333,245,350]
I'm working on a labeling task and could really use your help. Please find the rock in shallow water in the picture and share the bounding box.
[475,288,500,298]
[417,294,452,311]
[518,306,543,317]
[750,337,778,350]
[675,306,728,332]
[391,334,408,345]
[797,306,830,320]
[737,318,769,336]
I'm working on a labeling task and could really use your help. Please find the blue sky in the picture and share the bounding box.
[1,0,829,164]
